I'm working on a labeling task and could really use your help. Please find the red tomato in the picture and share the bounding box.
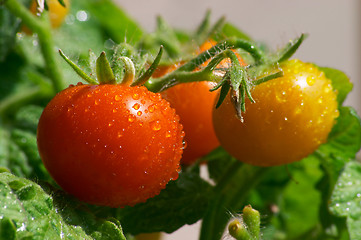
[213,59,339,166]
[37,83,184,207]
[161,81,219,165]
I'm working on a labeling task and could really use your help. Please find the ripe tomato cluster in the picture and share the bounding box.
[37,37,339,207]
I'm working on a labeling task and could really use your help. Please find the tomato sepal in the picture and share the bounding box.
[131,45,163,87]
[96,51,116,84]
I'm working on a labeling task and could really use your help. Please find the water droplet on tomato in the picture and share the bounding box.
[148,104,155,113]
[159,147,165,154]
[114,95,121,101]
[137,111,142,116]
[133,103,140,110]
[306,76,315,86]
[182,140,187,150]
[150,120,161,131]
[128,114,136,123]
[132,93,140,100]
[166,131,172,138]
[170,171,179,180]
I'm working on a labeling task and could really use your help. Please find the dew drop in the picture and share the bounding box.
[128,114,136,123]
[137,111,142,116]
[148,104,156,113]
[150,120,161,131]
[170,171,179,180]
[166,131,172,138]
[114,95,121,101]
[306,76,315,86]
[182,140,187,150]
[133,103,140,110]
[132,93,140,100]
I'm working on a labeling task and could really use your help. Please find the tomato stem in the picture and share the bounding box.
[200,164,269,240]
[252,70,283,85]
[5,0,65,93]
[178,38,265,72]
[145,68,221,92]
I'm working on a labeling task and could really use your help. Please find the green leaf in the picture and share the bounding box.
[85,0,143,44]
[14,105,43,133]
[0,172,126,240]
[206,147,236,183]
[319,67,353,106]
[302,106,361,238]
[330,161,361,240]
[11,128,51,181]
[272,159,323,239]
[0,5,21,62]
[316,107,361,187]
[117,170,213,234]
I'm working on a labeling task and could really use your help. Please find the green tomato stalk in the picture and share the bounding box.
[4,0,65,93]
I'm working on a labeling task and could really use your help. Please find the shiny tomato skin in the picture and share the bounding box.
[37,83,184,207]
[161,81,219,165]
[213,59,339,166]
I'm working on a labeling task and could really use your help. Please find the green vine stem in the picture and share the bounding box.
[5,0,65,93]
[178,38,266,72]
[145,67,222,92]
[199,164,269,240]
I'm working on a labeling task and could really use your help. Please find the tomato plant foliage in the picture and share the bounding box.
[1,0,361,239]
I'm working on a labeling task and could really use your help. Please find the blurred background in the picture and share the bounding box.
[114,1,360,239]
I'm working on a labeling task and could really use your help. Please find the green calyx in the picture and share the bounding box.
[59,45,163,86]
[144,34,306,119]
